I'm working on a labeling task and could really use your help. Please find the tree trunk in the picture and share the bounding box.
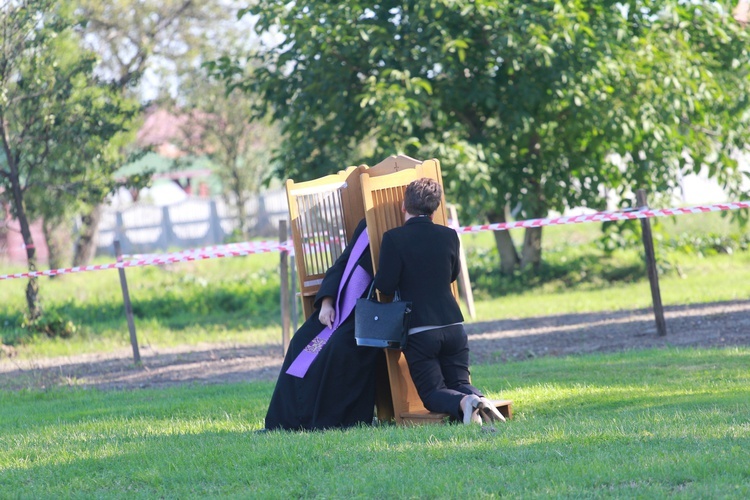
[25,269,41,320]
[236,191,248,238]
[3,136,42,319]
[73,204,103,266]
[521,226,543,271]
[9,178,41,319]
[519,132,546,273]
[520,178,546,272]
[487,207,519,275]
[43,218,71,278]
[21,213,41,319]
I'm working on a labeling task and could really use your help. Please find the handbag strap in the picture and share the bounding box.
[366,281,402,302]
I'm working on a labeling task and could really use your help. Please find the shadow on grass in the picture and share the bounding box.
[466,299,750,363]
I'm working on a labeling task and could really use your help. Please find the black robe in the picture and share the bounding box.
[265,220,381,430]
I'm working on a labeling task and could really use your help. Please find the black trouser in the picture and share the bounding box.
[403,324,482,419]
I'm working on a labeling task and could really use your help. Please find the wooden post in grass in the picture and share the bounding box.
[279,220,291,356]
[636,189,667,336]
[447,204,476,320]
[114,240,141,364]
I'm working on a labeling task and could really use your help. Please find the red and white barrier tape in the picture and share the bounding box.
[123,240,285,260]
[0,240,294,281]
[2,200,748,281]
[456,201,750,234]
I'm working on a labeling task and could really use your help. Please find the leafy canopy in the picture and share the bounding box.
[1,0,139,220]
[0,0,139,318]
[218,0,750,224]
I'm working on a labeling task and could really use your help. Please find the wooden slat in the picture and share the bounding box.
[285,166,366,318]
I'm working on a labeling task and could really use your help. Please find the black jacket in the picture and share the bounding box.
[374,216,463,328]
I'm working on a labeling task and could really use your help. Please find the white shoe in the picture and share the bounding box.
[460,395,483,425]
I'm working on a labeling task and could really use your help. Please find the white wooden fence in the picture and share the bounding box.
[95,190,288,256]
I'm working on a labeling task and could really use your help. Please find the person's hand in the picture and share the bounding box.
[318,297,335,328]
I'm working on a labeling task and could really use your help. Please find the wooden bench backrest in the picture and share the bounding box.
[285,166,367,318]
[285,156,427,319]
[368,154,423,175]
[360,159,456,300]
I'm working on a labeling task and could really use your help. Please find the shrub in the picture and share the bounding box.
[128,270,278,321]
[21,312,77,339]
[465,239,648,298]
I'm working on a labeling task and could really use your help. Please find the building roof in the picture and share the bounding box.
[135,106,212,158]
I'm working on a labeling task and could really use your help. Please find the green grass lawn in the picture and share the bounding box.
[0,253,284,357]
[473,251,750,319]
[1,211,748,496]
[1,347,748,497]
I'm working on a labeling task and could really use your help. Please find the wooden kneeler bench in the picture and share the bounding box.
[376,350,513,426]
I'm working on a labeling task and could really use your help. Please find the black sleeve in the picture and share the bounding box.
[374,230,401,295]
[313,218,367,309]
[450,231,461,283]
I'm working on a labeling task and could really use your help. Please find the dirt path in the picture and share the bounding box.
[2,300,749,391]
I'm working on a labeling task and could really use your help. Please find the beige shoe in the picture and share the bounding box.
[460,395,482,425]
[477,397,506,423]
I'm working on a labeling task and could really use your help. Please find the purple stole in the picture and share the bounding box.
[286,229,371,378]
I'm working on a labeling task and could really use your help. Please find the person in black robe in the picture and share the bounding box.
[264,219,382,430]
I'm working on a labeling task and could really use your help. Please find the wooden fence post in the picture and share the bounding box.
[636,189,667,336]
[114,240,141,364]
[447,204,476,320]
[279,220,291,356]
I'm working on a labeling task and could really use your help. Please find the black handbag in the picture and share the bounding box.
[355,282,412,349]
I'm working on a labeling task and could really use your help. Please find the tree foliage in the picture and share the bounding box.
[216,0,750,273]
[168,67,280,239]
[69,0,251,265]
[75,0,233,93]
[0,0,138,318]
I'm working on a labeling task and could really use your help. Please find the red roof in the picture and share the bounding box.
[136,107,213,158]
